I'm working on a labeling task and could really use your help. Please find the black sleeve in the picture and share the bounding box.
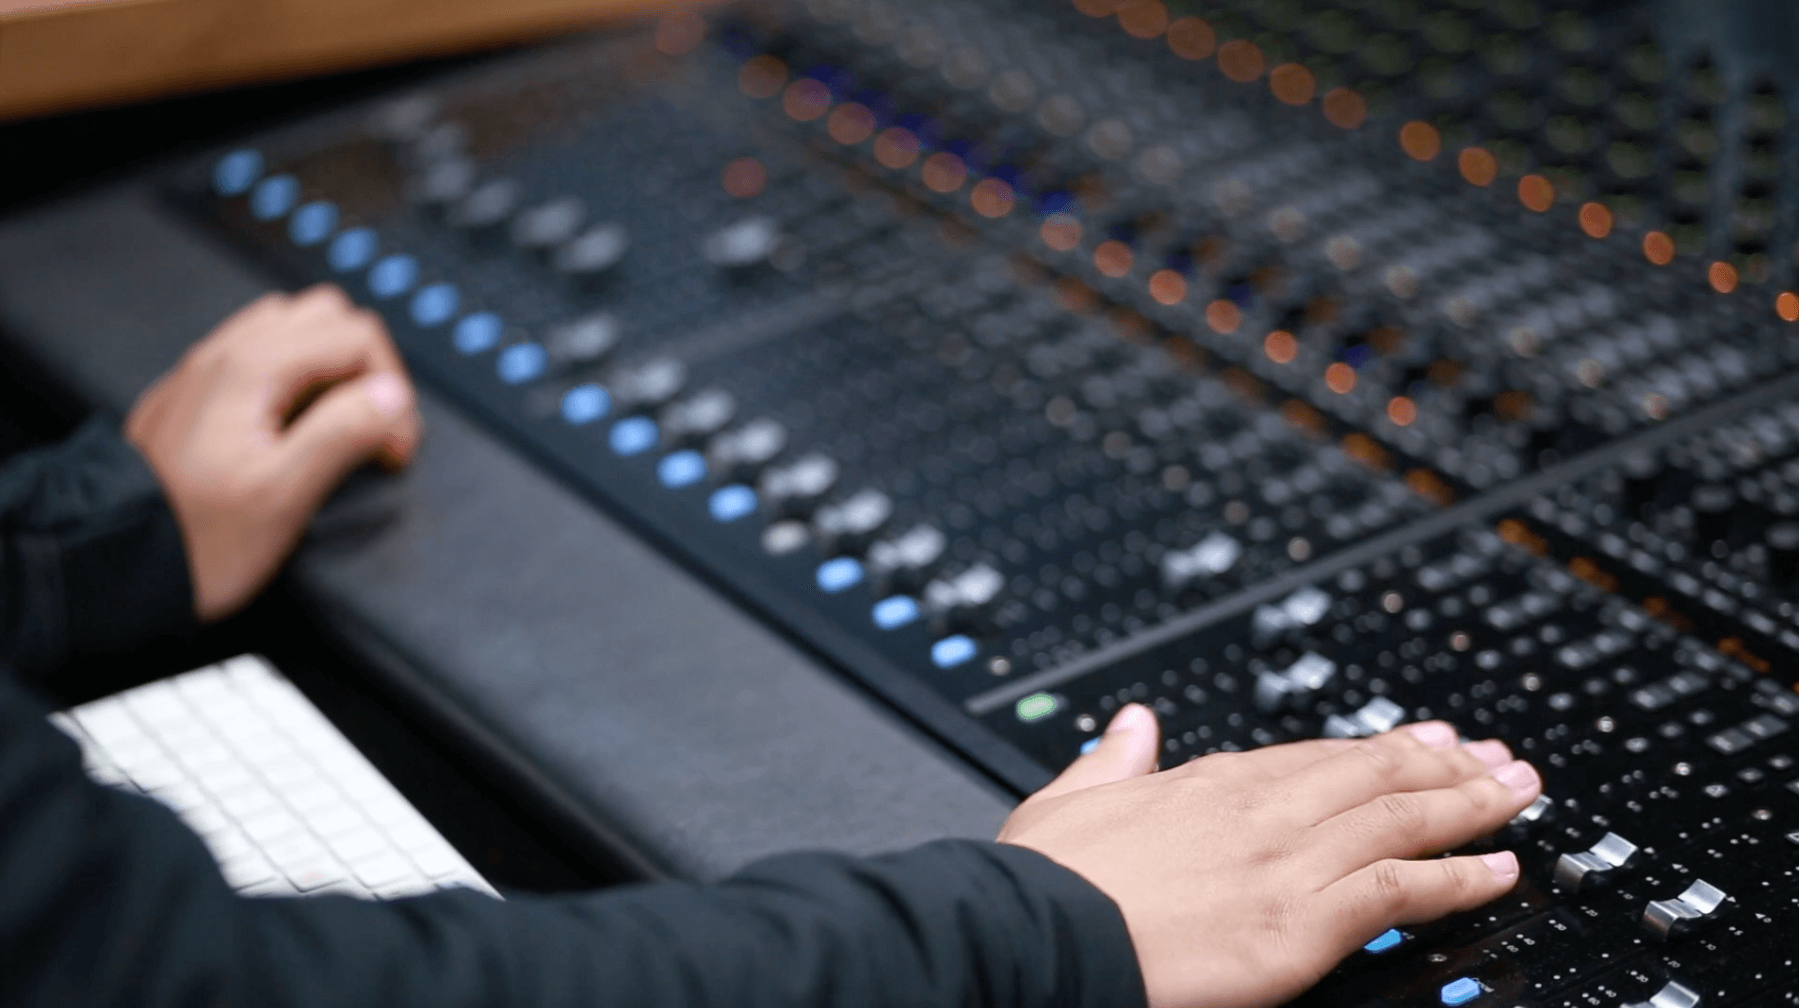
[0,416,197,685]
[1,670,1146,1008]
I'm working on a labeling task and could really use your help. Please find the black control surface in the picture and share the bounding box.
[151,0,1799,1004]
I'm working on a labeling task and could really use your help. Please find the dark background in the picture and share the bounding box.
[0,51,636,897]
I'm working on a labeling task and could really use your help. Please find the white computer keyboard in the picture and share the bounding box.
[49,654,499,901]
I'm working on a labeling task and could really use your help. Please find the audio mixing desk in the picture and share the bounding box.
[3,0,1799,1004]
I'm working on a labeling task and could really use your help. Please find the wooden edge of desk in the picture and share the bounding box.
[0,0,682,122]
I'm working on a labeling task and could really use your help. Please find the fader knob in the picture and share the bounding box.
[1620,451,1660,513]
[512,196,587,249]
[704,216,780,268]
[554,224,630,275]
[452,178,521,229]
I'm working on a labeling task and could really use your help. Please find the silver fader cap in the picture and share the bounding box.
[1624,981,1701,1008]
[1642,880,1727,941]
[704,216,781,268]
[1553,832,1639,891]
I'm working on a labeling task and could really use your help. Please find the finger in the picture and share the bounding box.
[1312,759,1542,876]
[1030,704,1160,803]
[252,312,404,423]
[1281,722,1495,824]
[276,372,422,509]
[1323,851,1521,950]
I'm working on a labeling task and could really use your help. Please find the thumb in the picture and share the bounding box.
[1030,703,1160,802]
[278,371,421,505]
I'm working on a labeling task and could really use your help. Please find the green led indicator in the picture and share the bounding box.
[1016,693,1060,723]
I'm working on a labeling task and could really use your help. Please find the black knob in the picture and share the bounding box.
[1767,522,1799,585]
[1690,483,1736,545]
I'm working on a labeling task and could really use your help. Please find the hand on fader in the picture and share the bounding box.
[127,285,424,622]
[999,707,1541,1008]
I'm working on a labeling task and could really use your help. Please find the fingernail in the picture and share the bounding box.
[365,373,410,418]
[1107,703,1153,735]
[1462,739,1511,768]
[1492,759,1540,799]
[1479,851,1519,882]
[1405,721,1457,749]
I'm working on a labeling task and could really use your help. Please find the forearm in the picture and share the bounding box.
[0,416,196,683]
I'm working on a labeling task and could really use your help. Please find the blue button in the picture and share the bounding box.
[213,149,263,196]
[497,342,547,385]
[328,228,378,272]
[368,254,419,299]
[250,174,300,220]
[872,596,920,630]
[409,283,459,327]
[932,635,978,669]
[709,485,759,522]
[1363,929,1403,954]
[658,450,706,489]
[816,557,865,593]
[561,384,610,425]
[1440,978,1482,1007]
[609,417,659,456]
[288,201,338,246]
[1080,737,1102,755]
[453,312,502,355]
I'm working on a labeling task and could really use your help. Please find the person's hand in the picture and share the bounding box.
[126,285,423,622]
[998,706,1541,1008]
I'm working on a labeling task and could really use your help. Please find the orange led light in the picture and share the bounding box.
[1094,240,1135,277]
[1387,396,1418,426]
[1324,362,1357,394]
[1458,147,1497,187]
[872,127,920,169]
[970,178,1016,218]
[1578,201,1613,239]
[1779,292,1799,322]
[1518,174,1555,213]
[1264,330,1298,364]
[739,56,788,99]
[782,78,832,121]
[654,9,706,55]
[1116,0,1170,38]
[1269,63,1316,105]
[721,157,766,199]
[1709,261,1739,294]
[1399,121,1441,162]
[920,152,967,193]
[1216,39,1265,82]
[827,103,875,145]
[1039,214,1082,251]
[1322,88,1367,129]
[1205,299,1242,334]
[1642,231,1675,265]
[1166,16,1217,60]
[1148,268,1187,305]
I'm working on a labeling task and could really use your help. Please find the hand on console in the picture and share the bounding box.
[999,707,1540,1008]
[126,284,423,622]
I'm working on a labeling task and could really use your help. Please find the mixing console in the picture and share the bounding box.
[162,0,1799,1003]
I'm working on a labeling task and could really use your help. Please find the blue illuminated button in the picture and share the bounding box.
[816,557,864,594]
[1363,929,1403,954]
[872,596,920,630]
[288,201,338,246]
[1440,978,1483,1007]
[657,450,706,489]
[709,485,759,522]
[250,174,300,220]
[409,283,459,327]
[328,228,378,272]
[609,417,659,456]
[368,254,419,299]
[932,635,978,669]
[453,312,502,355]
[213,149,263,196]
[496,342,547,385]
[1080,737,1102,754]
[561,384,610,425]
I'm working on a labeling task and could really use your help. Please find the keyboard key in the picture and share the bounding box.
[409,844,465,879]
[308,804,369,838]
[240,808,304,845]
[349,851,416,889]
[260,831,327,868]
[286,855,354,893]
[329,830,389,864]
[219,852,279,890]
[204,827,255,864]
